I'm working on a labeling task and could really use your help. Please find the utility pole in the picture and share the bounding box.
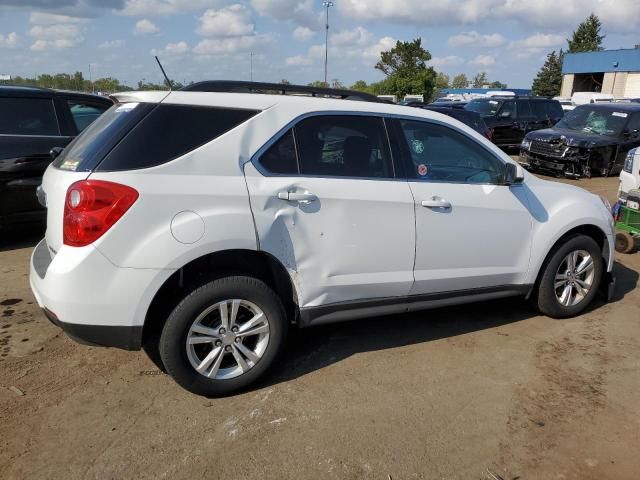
[250,52,254,81]
[323,1,334,86]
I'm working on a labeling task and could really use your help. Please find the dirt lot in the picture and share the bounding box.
[1,176,639,480]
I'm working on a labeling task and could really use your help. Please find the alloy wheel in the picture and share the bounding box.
[185,299,270,380]
[553,249,596,307]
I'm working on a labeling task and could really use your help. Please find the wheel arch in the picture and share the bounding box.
[142,249,300,348]
[528,223,608,297]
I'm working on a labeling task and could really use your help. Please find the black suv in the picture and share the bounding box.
[0,86,112,229]
[465,96,564,149]
[520,103,640,178]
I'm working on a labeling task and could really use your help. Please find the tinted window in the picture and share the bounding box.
[54,102,154,171]
[626,113,640,133]
[260,129,298,174]
[68,100,110,133]
[294,115,393,178]
[398,120,504,184]
[0,97,59,135]
[98,104,258,171]
[465,99,502,117]
[516,99,532,118]
[498,100,516,118]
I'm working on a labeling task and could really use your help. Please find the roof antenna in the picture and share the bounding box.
[155,55,174,90]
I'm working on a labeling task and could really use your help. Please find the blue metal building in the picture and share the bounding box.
[561,48,640,98]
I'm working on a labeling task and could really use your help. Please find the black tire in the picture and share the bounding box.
[159,276,287,397]
[615,231,635,254]
[536,234,603,318]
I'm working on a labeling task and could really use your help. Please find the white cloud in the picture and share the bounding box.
[448,31,506,48]
[30,12,88,25]
[196,4,255,37]
[292,26,313,42]
[330,26,372,47]
[469,54,496,66]
[509,33,565,49]
[0,32,18,48]
[337,0,640,32]
[430,55,464,67]
[119,0,218,16]
[134,19,160,36]
[99,39,125,49]
[151,40,189,56]
[251,0,320,28]
[286,54,313,66]
[192,34,272,55]
[29,12,86,51]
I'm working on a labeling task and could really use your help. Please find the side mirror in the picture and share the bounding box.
[49,147,64,159]
[504,162,525,185]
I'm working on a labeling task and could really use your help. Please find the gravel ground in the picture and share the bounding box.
[1,175,639,480]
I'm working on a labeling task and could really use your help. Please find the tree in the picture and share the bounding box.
[350,80,369,91]
[567,13,605,53]
[279,79,291,84]
[488,80,507,89]
[451,73,469,89]
[308,80,329,88]
[374,38,437,100]
[435,72,449,90]
[472,72,488,88]
[331,78,345,89]
[531,50,564,97]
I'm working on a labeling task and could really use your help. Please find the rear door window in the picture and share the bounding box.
[294,115,394,178]
[0,97,59,136]
[67,100,111,133]
[516,99,532,119]
[259,129,298,174]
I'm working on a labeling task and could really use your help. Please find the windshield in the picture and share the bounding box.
[465,99,501,117]
[555,106,630,136]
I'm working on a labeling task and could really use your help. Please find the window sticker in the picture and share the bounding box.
[612,112,628,118]
[417,164,428,176]
[411,139,424,154]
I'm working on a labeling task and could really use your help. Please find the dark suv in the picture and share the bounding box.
[465,96,564,149]
[0,86,112,229]
[520,103,640,178]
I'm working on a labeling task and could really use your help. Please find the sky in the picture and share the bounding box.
[0,0,639,89]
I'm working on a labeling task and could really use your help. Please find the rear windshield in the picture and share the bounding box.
[54,102,259,172]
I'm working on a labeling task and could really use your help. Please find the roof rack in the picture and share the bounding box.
[181,80,383,103]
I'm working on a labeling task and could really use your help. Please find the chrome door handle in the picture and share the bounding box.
[421,198,451,209]
[277,191,317,204]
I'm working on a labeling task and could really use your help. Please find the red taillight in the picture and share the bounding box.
[63,180,138,247]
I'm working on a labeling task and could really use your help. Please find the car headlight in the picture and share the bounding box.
[521,139,531,151]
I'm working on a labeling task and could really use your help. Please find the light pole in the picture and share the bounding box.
[323,1,334,86]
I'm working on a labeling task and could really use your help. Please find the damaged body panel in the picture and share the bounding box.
[519,103,640,179]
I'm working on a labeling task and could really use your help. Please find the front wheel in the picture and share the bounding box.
[159,276,287,396]
[536,235,603,318]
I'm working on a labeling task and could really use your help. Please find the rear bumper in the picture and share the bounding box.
[30,239,172,351]
[41,307,142,350]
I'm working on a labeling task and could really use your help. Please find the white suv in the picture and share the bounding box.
[30,82,616,396]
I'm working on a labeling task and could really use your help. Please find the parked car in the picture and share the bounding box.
[30,81,615,396]
[520,103,640,178]
[0,85,113,229]
[465,96,564,149]
[553,96,575,112]
[420,105,493,140]
[619,147,640,202]
[572,92,614,106]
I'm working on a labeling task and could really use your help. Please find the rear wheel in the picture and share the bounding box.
[536,235,603,318]
[159,276,287,396]
[615,231,635,253]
